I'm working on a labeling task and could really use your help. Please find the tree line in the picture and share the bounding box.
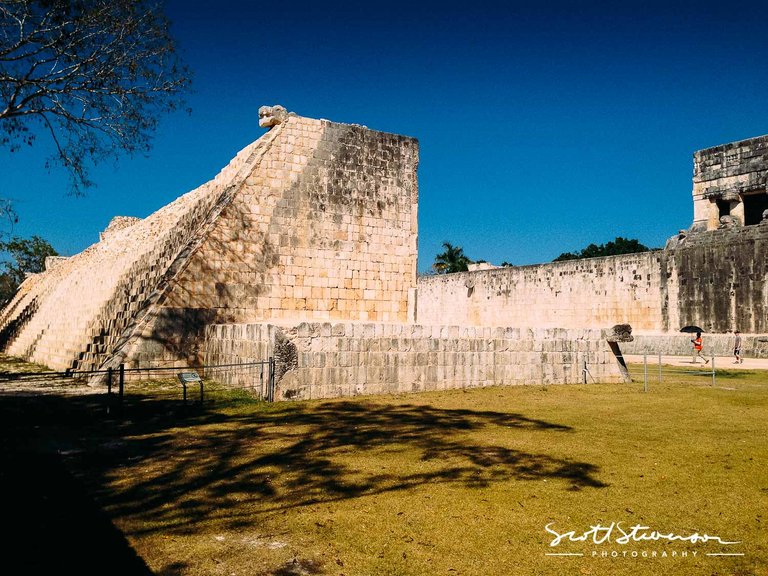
[430,237,653,274]
[0,235,57,303]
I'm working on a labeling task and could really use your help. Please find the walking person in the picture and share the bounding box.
[733,330,743,364]
[691,331,708,364]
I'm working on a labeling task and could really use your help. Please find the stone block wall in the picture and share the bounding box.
[204,322,628,401]
[124,115,419,368]
[99,216,142,242]
[416,252,664,330]
[416,221,768,337]
[160,115,418,325]
[0,112,419,372]
[662,223,768,333]
[0,125,282,371]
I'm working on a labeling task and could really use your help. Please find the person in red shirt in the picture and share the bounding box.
[691,331,708,364]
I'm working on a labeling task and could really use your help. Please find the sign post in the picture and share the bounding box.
[177,371,203,406]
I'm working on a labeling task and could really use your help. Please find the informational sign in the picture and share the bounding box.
[177,371,203,405]
[177,371,202,384]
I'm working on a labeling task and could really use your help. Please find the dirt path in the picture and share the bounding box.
[623,354,768,370]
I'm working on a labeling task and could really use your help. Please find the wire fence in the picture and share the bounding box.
[623,352,717,391]
[0,359,277,416]
[0,350,744,417]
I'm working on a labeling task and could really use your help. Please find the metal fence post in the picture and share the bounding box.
[643,353,648,392]
[268,356,275,402]
[712,355,716,387]
[118,363,125,415]
[106,367,113,415]
[658,351,662,385]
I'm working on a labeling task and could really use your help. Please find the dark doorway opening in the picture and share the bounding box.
[743,193,768,225]
[717,199,731,219]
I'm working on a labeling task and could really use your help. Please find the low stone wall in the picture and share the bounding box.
[204,322,628,401]
[621,333,768,359]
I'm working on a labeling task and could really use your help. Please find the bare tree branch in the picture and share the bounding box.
[0,0,191,195]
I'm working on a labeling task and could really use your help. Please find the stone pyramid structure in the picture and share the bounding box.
[0,107,419,372]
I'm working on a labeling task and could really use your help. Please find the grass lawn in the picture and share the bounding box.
[2,362,767,576]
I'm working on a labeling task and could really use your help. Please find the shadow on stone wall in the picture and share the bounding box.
[133,307,218,366]
[0,297,38,352]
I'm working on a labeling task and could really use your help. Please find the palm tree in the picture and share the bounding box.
[432,242,472,274]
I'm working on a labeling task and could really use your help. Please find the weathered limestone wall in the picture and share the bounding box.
[662,224,768,333]
[99,216,141,241]
[204,322,628,401]
[0,130,271,371]
[6,114,767,377]
[43,256,68,271]
[416,252,664,330]
[164,115,417,323]
[125,115,418,368]
[692,134,768,230]
[416,221,768,337]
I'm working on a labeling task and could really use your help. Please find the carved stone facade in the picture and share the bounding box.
[692,135,768,231]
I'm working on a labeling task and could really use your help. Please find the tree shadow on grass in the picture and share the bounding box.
[0,390,608,571]
[0,394,153,576]
[62,395,608,536]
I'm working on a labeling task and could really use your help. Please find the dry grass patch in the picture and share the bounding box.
[10,368,768,576]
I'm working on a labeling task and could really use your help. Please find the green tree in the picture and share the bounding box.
[432,242,472,274]
[0,0,191,196]
[0,235,57,302]
[554,237,652,262]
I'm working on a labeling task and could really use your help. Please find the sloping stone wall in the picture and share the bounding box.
[0,126,282,370]
[162,115,417,324]
[0,112,419,372]
[204,322,628,401]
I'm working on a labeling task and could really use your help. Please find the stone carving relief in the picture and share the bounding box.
[718,215,741,229]
[258,104,292,128]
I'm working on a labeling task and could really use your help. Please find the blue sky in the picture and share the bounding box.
[4,0,768,272]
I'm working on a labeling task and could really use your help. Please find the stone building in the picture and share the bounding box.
[692,135,768,231]
[416,134,768,342]
[4,108,767,397]
[0,107,419,372]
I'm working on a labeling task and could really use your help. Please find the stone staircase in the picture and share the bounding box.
[0,125,282,371]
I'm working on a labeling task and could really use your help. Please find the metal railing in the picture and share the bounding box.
[0,358,278,415]
[624,352,717,391]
